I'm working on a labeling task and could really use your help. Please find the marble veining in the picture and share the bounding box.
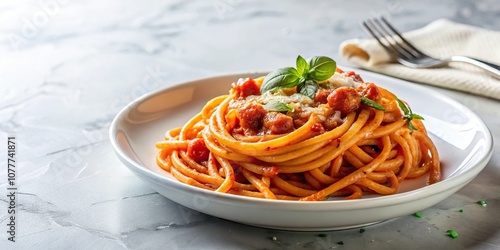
[0,0,499,249]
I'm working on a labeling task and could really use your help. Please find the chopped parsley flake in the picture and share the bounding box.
[447,230,459,239]
[477,200,487,207]
[414,212,422,218]
[359,228,366,233]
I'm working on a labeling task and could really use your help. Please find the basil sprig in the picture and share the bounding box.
[306,56,337,81]
[296,55,309,77]
[262,100,294,112]
[298,80,318,100]
[395,97,424,131]
[259,67,300,94]
[260,55,336,99]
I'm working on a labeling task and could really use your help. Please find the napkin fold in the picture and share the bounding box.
[340,19,500,100]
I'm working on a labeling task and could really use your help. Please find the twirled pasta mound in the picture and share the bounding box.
[155,61,440,201]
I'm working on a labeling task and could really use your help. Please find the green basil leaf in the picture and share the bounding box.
[360,96,385,110]
[307,56,336,81]
[298,80,318,99]
[262,100,294,112]
[296,55,309,77]
[396,98,410,115]
[394,95,423,131]
[410,113,424,120]
[407,120,418,131]
[260,67,300,94]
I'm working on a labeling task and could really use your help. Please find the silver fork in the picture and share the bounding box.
[362,17,500,78]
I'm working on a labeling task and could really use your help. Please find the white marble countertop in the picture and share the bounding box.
[1,1,499,249]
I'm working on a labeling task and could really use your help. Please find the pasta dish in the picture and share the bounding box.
[155,56,440,201]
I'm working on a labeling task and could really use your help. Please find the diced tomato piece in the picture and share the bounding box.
[346,71,364,82]
[357,82,380,100]
[231,77,260,98]
[187,138,210,163]
[311,123,325,133]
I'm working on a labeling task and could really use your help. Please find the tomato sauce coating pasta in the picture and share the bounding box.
[155,66,440,201]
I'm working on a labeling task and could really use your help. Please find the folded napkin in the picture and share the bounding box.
[340,19,500,100]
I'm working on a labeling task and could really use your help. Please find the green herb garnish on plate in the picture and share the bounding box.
[477,200,487,207]
[447,229,459,239]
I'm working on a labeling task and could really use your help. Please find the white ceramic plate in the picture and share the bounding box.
[109,69,493,231]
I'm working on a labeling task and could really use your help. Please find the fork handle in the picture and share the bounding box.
[450,55,500,78]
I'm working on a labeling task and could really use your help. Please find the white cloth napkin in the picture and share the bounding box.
[339,19,500,100]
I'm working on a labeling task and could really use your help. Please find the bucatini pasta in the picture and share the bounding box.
[155,56,440,201]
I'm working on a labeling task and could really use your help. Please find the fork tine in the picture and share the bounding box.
[366,19,416,60]
[361,20,397,56]
[361,20,401,58]
[362,19,415,60]
[372,18,419,59]
[380,17,424,58]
